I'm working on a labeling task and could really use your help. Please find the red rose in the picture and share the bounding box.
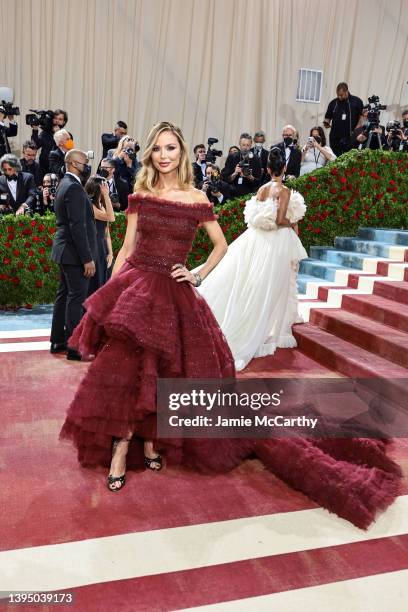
[12,277,20,285]
[340,177,347,184]
[32,236,40,242]
[7,234,14,241]
[35,279,43,288]
[29,263,37,271]
[17,261,24,269]
[314,228,321,234]
[28,250,35,257]
[4,242,11,248]
[309,175,317,182]
[38,224,46,232]
[370,172,380,180]
[117,232,124,239]
[7,226,14,232]
[22,228,32,235]
[3,257,11,265]
[359,170,366,177]
[329,188,337,194]
[375,193,383,200]
[49,227,56,234]
[0,274,7,280]
[24,241,31,248]
[31,220,37,227]
[43,265,51,272]
[389,179,396,185]
[46,238,53,246]
[330,168,338,176]
[13,249,20,256]
[38,247,46,254]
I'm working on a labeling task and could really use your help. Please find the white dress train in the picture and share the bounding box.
[197,191,308,371]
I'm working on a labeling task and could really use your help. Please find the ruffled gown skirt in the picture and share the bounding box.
[60,261,402,529]
[198,226,308,370]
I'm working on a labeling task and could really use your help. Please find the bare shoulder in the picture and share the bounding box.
[188,188,210,204]
[257,182,271,201]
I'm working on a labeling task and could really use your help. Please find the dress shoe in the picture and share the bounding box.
[66,348,82,361]
[50,342,67,354]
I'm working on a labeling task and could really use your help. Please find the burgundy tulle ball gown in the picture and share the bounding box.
[60,193,402,529]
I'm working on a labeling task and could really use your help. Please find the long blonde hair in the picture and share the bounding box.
[134,121,193,193]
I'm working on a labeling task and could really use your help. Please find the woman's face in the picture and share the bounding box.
[151,130,181,174]
[311,130,320,141]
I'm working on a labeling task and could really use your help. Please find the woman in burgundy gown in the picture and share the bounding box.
[60,121,401,529]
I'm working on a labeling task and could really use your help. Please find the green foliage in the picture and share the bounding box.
[1,150,407,307]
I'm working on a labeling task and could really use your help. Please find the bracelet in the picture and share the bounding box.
[193,272,202,287]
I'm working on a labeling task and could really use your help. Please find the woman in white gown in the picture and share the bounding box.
[197,148,308,371]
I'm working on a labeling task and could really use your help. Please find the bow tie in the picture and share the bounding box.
[7,176,17,182]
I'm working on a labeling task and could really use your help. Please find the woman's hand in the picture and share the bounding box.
[107,252,113,268]
[100,182,109,199]
[171,264,198,286]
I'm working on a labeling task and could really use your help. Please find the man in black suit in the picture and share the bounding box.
[20,141,43,187]
[0,154,37,215]
[50,149,97,360]
[222,133,262,197]
[324,83,363,157]
[252,130,269,184]
[0,106,18,158]
[101,121,128,159]
[192,144,207,188]
[99,158,129,211]
[272,125,302,179]
[49,129,73,178]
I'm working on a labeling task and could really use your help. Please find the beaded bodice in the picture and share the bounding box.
[125,193,215,275]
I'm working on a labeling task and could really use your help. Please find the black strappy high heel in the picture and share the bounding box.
[107,437,132,492]
[144,454,163,471]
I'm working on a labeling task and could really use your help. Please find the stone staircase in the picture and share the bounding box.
[294,228,408,394]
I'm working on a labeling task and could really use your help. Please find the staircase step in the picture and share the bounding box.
[309,309,408,368]
[293,324,408,407]
[341,294,408,332]
[373,280,408,305]
[334,237,408,260]
[357,227,408,246]
[299,259,346,281]
[309,246,388,270]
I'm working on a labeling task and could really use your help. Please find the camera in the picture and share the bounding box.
[238,160,251,177]
[210,174,221,193]
[124,147,136,160]
[205,137,223,164]
[110,193,120,205]
[386,120,401,136]
[49,173,58,197]
[25,109,54,131]
[0,100,20,117]
[364,95,387,131]
[0,191,13,214]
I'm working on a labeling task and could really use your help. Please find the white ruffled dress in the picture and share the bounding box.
[197,191,308,371]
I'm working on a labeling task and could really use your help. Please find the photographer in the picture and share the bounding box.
[49,129,74,178]
[353,106,386,150]
[101,121,128,159]
[99,158,129,211]
[37,173,60,214]
[112,136,141,191]
[0,154,36,215]
[192,143,207,188]
[222,132,261,197]
[324,83,363,156]
[20,141,43,186]
[252,131,269,183]
[300,126,336,175]
[0,104,18,158]
[201,164,232,205]
[385,110,408,152]
[30,109,69,174]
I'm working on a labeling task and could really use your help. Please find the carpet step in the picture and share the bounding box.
[341,294,408,332]
[373,280,408,305]
[292,324,408,407]
[309,309,408,368]
[357,227,408,246]
[309,247,388,270]
[299,259,345,281]
[334,237,408,260]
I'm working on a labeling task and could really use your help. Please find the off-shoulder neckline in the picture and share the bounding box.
[130,192,211,209]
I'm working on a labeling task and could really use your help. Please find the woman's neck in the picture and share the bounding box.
[154,170,180,192]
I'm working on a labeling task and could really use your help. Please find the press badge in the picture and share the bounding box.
[342,113,347,120]
[238,177,243,184]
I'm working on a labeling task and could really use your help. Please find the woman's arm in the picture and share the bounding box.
[196,220,228,280]
[111,212,138,276]
[276,187,292,227]
[106,225,113,268]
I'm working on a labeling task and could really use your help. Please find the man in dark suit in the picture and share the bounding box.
[20,140,43,187]
[222,132,262,197]
[50,149,97,360]
[0,154,37,214]
[0,106,18,158]
[272,125,302,179]
[101,121,128,159]
[251,130,269,184]
[49,129,73,179]
[99,158,129,211]
[192,144,207,188]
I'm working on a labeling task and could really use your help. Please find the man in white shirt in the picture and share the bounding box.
[0,154,36,215]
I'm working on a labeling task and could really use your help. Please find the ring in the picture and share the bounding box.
[174,263,184,269]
